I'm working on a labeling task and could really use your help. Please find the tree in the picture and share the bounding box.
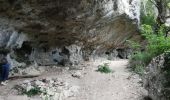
[148,0,170,35]
[148,0,169,24]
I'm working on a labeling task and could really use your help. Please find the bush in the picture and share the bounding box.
[129,52,151,75]
[129,0,170,75]
[126,40,141,52]
[141,14,156,26]
[141,24,170,57]
[97,63,113,73]
[128,24,170,75]
[133,65,145,75]
[131,52,152,65]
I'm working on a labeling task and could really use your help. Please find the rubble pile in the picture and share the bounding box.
[15,78,80,100]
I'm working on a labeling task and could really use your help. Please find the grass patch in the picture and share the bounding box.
[22,87,43,97]
[97,63,113,73]
[131,65,145,75]
[129,52,152,75]
[131,52,152,65]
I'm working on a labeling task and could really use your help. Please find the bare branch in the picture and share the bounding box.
[165,16,170,18]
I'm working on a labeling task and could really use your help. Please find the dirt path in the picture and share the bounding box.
[67,59,147,100]
[0,59,147,100]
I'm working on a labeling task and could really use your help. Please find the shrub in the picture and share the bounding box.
[131,52,152,65]
[141,24,170,57]
[141,14,156,26]
[129,51,152,75]
[126,40,141,52]
[129,24,170,75]
[129,0,170,75]
[97,63,113,73]
[133,65,145,75]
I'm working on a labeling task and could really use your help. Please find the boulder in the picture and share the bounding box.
[144,52,170,100]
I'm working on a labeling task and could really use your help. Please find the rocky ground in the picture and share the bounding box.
[0,59,147,100]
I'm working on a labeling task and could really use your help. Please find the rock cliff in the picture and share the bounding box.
[0,0,141,67]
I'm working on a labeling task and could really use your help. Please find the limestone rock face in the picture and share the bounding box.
[165,9,170,26]
[0,0,140,66]
[144,52,170,100]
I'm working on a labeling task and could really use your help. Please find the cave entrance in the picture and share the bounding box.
[14,41,32,64]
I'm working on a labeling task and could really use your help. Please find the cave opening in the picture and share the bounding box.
[143,96,152,100]
[14,41,32,64]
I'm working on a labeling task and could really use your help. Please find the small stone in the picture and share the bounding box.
[35,80,45,86]
[63,90,70,98]
[46,89,55,96]
[26,85,33,92]
[23,80,30,84]
[72,71,82,78]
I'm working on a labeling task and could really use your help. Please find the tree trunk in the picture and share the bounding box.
[155,0,167,25]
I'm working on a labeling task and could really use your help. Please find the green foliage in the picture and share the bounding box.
[168,3,170,8]
[141,24,170,56]
[22,87,43,97]
[130,0,170,75]
[132,65,145,75]
[129,19,170,75]
[141,14,156,26]
[140,24,153,35]
[126,40,141,51]
[141,0,156,26]
[131,52,152,65]
[129,51,152,75]
[97,63,113,73]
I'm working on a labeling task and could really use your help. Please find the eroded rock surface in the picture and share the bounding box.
[144,52,170,100]
[0,0,140,67]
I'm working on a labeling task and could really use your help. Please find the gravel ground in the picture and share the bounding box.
[0,59,148,100]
